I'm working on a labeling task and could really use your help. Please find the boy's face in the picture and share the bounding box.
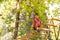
[35,15,39,18]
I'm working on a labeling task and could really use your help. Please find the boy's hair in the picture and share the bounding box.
[35,13,38,16]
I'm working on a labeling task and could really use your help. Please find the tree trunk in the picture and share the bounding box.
[13,12,20,39]
[13,0,20,39]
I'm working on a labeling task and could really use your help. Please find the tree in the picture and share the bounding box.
[13,0,20,39]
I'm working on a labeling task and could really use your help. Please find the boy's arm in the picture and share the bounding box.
[39,19,44,28]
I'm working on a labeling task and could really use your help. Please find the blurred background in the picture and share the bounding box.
[0,0,60,40]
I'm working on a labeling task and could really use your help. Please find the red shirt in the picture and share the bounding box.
[33,17,41,29]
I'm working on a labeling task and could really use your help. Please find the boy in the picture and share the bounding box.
[33,13,41,32]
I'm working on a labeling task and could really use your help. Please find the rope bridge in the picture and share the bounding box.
[17,18,60,40]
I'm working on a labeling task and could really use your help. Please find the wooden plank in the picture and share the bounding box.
[40,28,50,32]
[46,23,57,27]
[51,18,60,21]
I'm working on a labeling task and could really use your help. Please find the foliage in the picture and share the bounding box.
[0,0,48,39]
[0,0,60,40]
[0,0,4,3]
